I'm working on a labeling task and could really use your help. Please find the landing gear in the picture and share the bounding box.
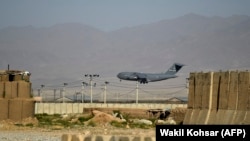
[139,78,148,84]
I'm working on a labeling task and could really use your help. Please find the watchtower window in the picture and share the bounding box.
[9,74,15,81]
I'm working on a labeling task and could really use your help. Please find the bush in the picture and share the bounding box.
[110,120,127,128]
[78,115,93,123]
[87,120,96,127]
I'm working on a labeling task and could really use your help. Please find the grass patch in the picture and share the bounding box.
[33,112,157,129]
[78,114,93,123]
[129,123,153,129]
[35,114,54,126]
[25,123,34,127]
[110,120,154,129]
[34,113,96,128]
[56,119,71,127]
[87,120,96,127]
[14,123,24,127]
[110,120,127,128]
[34,114,78,128]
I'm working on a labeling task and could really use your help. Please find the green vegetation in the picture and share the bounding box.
[110,120,127,128]
[78,114,93,123]
[129,122,153,129]
[25,123,34,127]
[34,113,94,128]
[17,112,159,130]
[87,120,96,127]
[35,113,54,126]
[110,110,157,129]
[110,119,155,129]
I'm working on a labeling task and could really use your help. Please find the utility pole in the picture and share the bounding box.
[186,78,189,88]
[63,83,68,103]
[104,81,109,104]
[116,93,118,103]
[53,89,56,102]
[186,78,189,96]
[40,85,44,103]
[85,74,99,103]
[81,82,84,103]
[136,81,139,104]
[81,82,88,103]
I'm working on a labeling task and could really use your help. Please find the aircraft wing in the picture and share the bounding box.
[134,73,148,83]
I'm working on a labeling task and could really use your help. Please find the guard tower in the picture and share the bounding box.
[0,70,34,121]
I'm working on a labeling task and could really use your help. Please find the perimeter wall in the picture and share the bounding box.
[35,103,187,114]
[183,71,250,124]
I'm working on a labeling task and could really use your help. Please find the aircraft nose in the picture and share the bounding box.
[117,73,122,78]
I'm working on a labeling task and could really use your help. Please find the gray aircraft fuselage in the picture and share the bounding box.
[117,63,185,84]
[117,72,177,82]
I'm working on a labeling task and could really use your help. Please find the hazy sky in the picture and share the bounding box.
[1,0,250,31]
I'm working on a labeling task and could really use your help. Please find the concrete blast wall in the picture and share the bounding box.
[0,98,35,121]
[0,98,8,120]
[9,99,35,121]
[35,103,187,115]
[61,134,155,141]
[183,71,250,124]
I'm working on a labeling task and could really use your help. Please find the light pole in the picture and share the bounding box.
[53,89,56,102]
[85,74,99,103]
[81,82,88,103]
[104,81,109,104]
[186,78,189,88]
[63,83,68,103]
[40,85,44,103]
[136,81,139,104]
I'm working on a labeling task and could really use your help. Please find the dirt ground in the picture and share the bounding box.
[0,107,186,140]
[0,118,155,141]
[0,121,156,136]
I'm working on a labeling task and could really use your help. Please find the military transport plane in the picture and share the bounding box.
[117,63,185,84]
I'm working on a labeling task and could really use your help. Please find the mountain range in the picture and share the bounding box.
[1,13,250,91]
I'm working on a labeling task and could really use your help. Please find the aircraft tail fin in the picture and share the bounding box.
[165,63,185,75]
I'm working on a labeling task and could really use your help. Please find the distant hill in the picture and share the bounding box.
[1,14,250,90]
